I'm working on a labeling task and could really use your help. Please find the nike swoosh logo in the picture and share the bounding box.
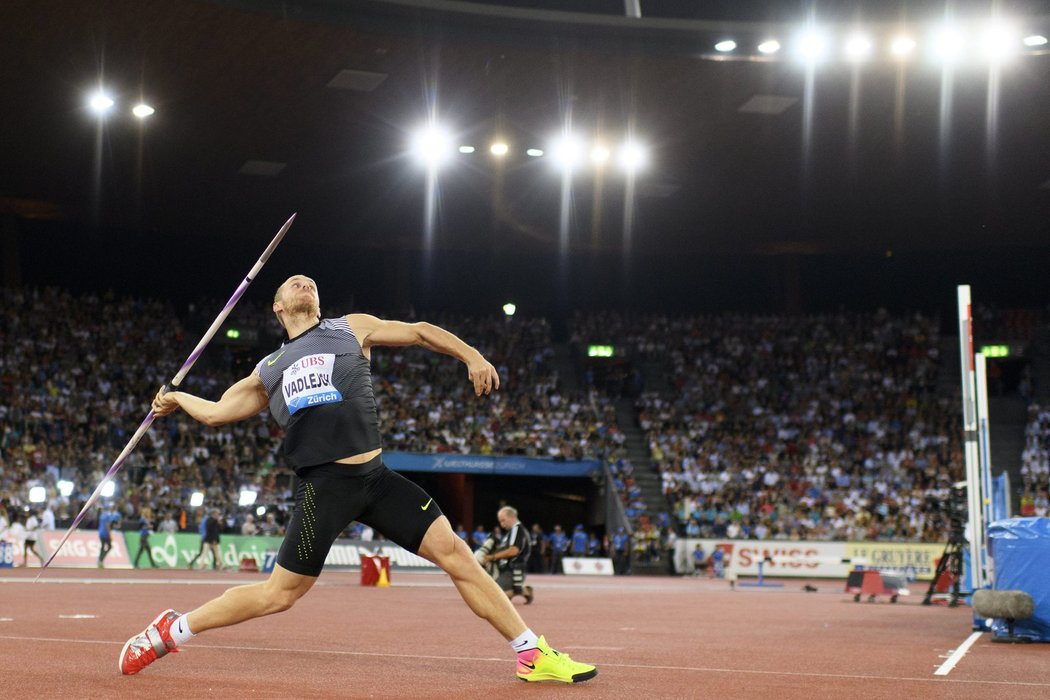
[266,350,286,366]
[177,620,184,634]
[519,661,535,670]
[421,498,433,511]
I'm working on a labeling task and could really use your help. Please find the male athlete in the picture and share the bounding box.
[118,275,596,684]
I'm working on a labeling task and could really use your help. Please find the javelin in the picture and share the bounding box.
[36,213,297,578]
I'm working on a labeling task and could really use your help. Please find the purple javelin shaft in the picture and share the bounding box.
[37,213,296,578]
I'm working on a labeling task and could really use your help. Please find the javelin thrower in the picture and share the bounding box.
[117,273,597,684]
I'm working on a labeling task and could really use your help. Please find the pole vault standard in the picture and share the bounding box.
[36,213,296,578]
[974,351,995,587]
[957,285,988,591]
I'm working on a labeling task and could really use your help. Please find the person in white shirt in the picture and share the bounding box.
[40,505,56,531]
[6,514,27,566]
[24,510,44,567]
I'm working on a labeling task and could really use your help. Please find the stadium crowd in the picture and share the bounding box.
[572,310,968,543]
[1,285,1043,562]
[1020,404,1050,517]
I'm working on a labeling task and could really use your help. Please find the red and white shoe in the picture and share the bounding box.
[118,609,181,675]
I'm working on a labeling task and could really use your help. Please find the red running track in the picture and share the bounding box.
[0,567,1047,699]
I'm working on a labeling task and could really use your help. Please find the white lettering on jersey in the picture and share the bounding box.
[283,353,344,414]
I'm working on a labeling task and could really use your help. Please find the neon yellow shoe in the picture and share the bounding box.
[516,636,597,683]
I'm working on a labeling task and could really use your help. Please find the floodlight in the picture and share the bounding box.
[238,489,258,507]
[409,124,454,169]
[618,142,648,174]
[190,491,204,507]
[256,505,267,517]
[591,144,610,165]
[101,480,116,498]
[57,480,74,497]
[714,40,737,52]
[890,36,917,58]
[931,27,965,63]
[1023,34,1048,47]
[980,25,1019,63]
[490,142,509,156]
[525,148,544,157]
[757,40,781,55]
[29,486,46,503]
[132,103,155,118]
[503,302,517,317]
[88,91,115,115]
[844,34,873,61]
[550,134,583,170]
[796,30,829,63]
[458,145,475,154]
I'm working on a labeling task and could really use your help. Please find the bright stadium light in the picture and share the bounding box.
[1023,34,1048,47]
[29,486,46,503]
[256,505,267,517]
[490,141,509,156]
[590,144,610,166]
[980,24,1020,63]
[132,103,155,118]
[796,30,829,64]
[890,35,917,58]
[503,302,516,317]
[409,124,454,169]
[757,39,781,55]
[714,39,737,52]
[618,142,648,174]
[238,489,258,507]
[844,34,873,61]
[88,90,115,115]
[100,480,116,498]
[930,26,965,63]
[458,145,475,154]
[189,491,204,507]
[525,148,544,157]
[550,134,583,170]
[57,480,75,497]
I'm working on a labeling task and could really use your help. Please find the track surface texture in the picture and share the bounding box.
[1,568,1046,699]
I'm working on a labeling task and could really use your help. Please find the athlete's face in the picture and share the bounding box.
[275,275,320,319]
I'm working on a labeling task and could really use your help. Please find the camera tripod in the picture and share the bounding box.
[922,527,968,607]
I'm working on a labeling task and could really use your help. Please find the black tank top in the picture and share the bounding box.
[255,317,382,471]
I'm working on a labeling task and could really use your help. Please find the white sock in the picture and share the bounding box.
[510,629,539,653]
[170,614,196,646]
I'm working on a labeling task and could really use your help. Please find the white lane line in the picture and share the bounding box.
[57,614,97,619]
[0,634,1046,689]
[934,631,983,676]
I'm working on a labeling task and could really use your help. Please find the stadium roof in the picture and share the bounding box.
[2,0,1049,265]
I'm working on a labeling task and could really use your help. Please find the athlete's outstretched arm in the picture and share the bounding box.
[152,373,269,426]
[347,313,500,396]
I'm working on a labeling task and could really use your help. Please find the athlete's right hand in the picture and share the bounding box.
[151,385,181,416]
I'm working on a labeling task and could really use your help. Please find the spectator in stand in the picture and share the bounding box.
[455,523,469,543]
[240,514,258,536]
[158,512,179,535]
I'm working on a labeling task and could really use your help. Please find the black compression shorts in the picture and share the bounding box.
[276,456,443,577]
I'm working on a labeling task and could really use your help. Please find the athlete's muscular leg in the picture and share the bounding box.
[185,564,316,633]
[417,516,527,641]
